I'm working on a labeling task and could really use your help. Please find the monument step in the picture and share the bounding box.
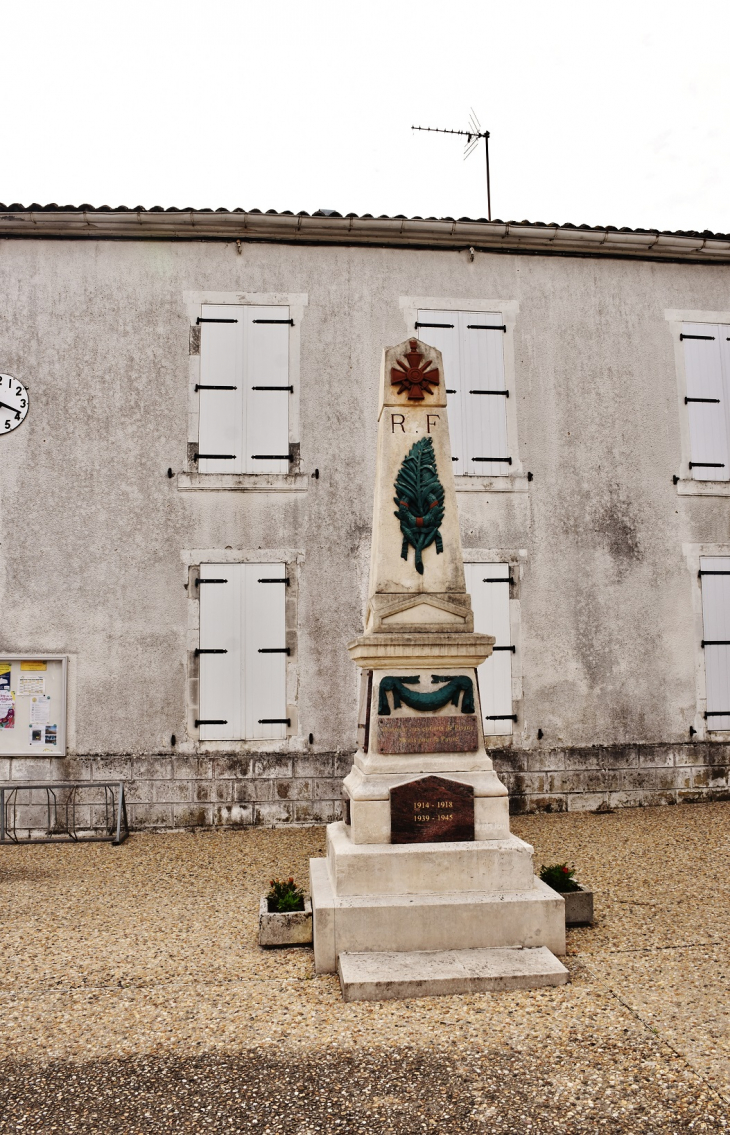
[338,946,569,1002]
[309,858,566,972]
[326,821,535,896]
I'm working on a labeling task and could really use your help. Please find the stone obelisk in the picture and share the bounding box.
[309,338,567,1000]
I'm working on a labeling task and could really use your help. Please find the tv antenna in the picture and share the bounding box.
[412,109,492,221]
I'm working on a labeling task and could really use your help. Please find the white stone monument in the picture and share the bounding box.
[309,337,567,1000]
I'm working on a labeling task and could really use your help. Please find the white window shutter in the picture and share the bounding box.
[461,312,510,476]
[416,310,510,476]
[416,309,463,468]
[682,323,729,482]
[198,305,244,474]
[199,563,288,741]
[243,564,288,739]
[700,556,730,730]
[243,307,291,475]
[464,563,514,736]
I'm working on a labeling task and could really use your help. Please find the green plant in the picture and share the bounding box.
[539,862,581,893]
[266,877,305,913]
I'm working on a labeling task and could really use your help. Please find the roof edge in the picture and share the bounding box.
[1,209,730,261]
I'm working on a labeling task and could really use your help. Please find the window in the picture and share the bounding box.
[682,323,730,481]
[197,564,288,741]
[416,310,510,475]
[197,305,291,474]
[699,556,730,729]
[464,564,515,736]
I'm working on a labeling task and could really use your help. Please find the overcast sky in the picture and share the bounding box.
[4,0,729,233]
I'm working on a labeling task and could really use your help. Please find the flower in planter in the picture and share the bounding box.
[539,862,581,893]
[267,877,305,913]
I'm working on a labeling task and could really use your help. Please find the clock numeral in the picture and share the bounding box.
[16,386,22,395]
[19,400,26,408]
[4,421,10,430]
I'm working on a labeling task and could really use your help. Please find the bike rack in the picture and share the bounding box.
[0,781,129,845]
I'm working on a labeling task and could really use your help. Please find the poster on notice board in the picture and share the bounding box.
[0,662,14,728]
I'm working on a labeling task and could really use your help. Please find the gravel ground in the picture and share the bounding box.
[0,804,729,1132]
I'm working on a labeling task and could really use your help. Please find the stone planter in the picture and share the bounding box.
[258,896,313,947]
[562,884,594,926]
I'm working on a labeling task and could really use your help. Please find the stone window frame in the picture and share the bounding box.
[684,541,730,738]
[667,307,730,498]
[462,548,527,747]
[399,294,526,493]
[180,547,305,754]
[178,290,309,494]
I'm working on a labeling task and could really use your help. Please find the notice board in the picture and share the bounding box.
[0,656,67,756]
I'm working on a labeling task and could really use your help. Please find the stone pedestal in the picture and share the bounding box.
[310,337,567,998]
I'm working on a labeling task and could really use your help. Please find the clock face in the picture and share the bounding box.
[0,374,29,434]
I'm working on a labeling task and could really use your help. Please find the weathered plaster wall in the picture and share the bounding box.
[1,237,729,824]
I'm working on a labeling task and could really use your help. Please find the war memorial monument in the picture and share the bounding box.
[308,337,568,1000]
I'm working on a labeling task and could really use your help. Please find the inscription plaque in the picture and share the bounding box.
[377,714,479,755]
[390,775,474,844]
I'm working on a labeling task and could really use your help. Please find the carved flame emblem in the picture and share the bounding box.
[390,340,440,401]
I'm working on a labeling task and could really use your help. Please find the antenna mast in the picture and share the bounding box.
[412,110,492,221]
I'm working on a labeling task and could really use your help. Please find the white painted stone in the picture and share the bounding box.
[475,795,511,840]
[258,896,313,947]
[382,603,466,626]
[309,335,566,993]
[344,763,508,843]
[366,338,465,608]
[348,797,391,844]
[309,865,566,968]
[345,792,509,844]
[338,946,569,1002]
[309,858,336,974]
[347,633,493,671]
[326,821,535,896]
[353,751,506,777]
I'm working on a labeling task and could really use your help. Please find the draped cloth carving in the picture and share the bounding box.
[378,674,475,716]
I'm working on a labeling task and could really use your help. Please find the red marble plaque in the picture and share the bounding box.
[390,775,474,844]
[377,714,479,754]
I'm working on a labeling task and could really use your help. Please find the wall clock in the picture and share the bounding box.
[0,374,29,434]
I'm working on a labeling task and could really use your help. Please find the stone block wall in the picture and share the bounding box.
[494,742,730,813]
[0,753,350,837]
[1,743,729,837]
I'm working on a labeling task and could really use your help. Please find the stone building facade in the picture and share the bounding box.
[1,205,730,827]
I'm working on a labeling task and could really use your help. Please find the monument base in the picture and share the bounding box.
[309,822,566,981]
